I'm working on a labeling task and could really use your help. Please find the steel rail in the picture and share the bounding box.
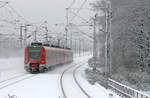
[0,73,26,84]
[60,65,73,98]
[73,62,91,98]
[60,60,88,98]
[0,74,37,90]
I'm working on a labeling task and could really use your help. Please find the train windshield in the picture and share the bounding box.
[28,47,42,61]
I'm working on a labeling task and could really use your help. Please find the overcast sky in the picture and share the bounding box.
[0,0,97,44]
[8,0,95,25]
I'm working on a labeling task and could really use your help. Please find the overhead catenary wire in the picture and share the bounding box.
[70,0,87,22]
[0,1,8,9]
[54,0,76,33]
[70,9,89,23]
[76,27,93,40]
[7,3,29,23]
[64,0,94,48]
[0,0,93,47]
[71,30,93,42]
[68,0,76,9]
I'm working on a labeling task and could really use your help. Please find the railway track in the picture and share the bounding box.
[0,73,37,90]
[0,73,26,84]
[60,59,90,98]
[60,64,74,98]
[73,63,91,98]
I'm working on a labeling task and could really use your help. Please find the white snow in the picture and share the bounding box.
[62,63,87,98]
[0,56,121,98]
[76,63,121,98]
[0,57,26,81]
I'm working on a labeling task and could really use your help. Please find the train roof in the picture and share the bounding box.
[29,42,71,50]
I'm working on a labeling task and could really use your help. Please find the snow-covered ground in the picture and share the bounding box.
[0,57,26,81]
[0,56,121,98]
[75,63,120,98]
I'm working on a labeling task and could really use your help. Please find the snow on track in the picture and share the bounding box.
[0,55,121,98]
[0,57,26,81]
[60,60,89,98]
[73,62,91,98]
[75,63,121,98]
[0,56,88,98]
[0,74,36,90]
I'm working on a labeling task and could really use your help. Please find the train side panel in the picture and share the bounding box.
[45,47,73,68]
[45,47,56,67]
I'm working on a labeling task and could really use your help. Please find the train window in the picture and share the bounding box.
[31,42,42,46]
[43,43,50,46]
[28,47,42,61]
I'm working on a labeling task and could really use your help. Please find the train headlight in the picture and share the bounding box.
[41,60,45,63]
[25,61,28,64]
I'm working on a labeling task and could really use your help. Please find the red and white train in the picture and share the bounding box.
[24,42,73,73]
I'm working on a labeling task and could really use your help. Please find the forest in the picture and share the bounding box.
[87,0,150,91]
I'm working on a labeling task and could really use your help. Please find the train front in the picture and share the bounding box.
[24,43,47,73]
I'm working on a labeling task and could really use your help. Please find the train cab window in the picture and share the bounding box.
[28,47,42,61]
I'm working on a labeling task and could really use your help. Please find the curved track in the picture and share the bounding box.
[73,63,91,98]
[60,65,74,98]
[0,73,37,90]
[60,60,90,98]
